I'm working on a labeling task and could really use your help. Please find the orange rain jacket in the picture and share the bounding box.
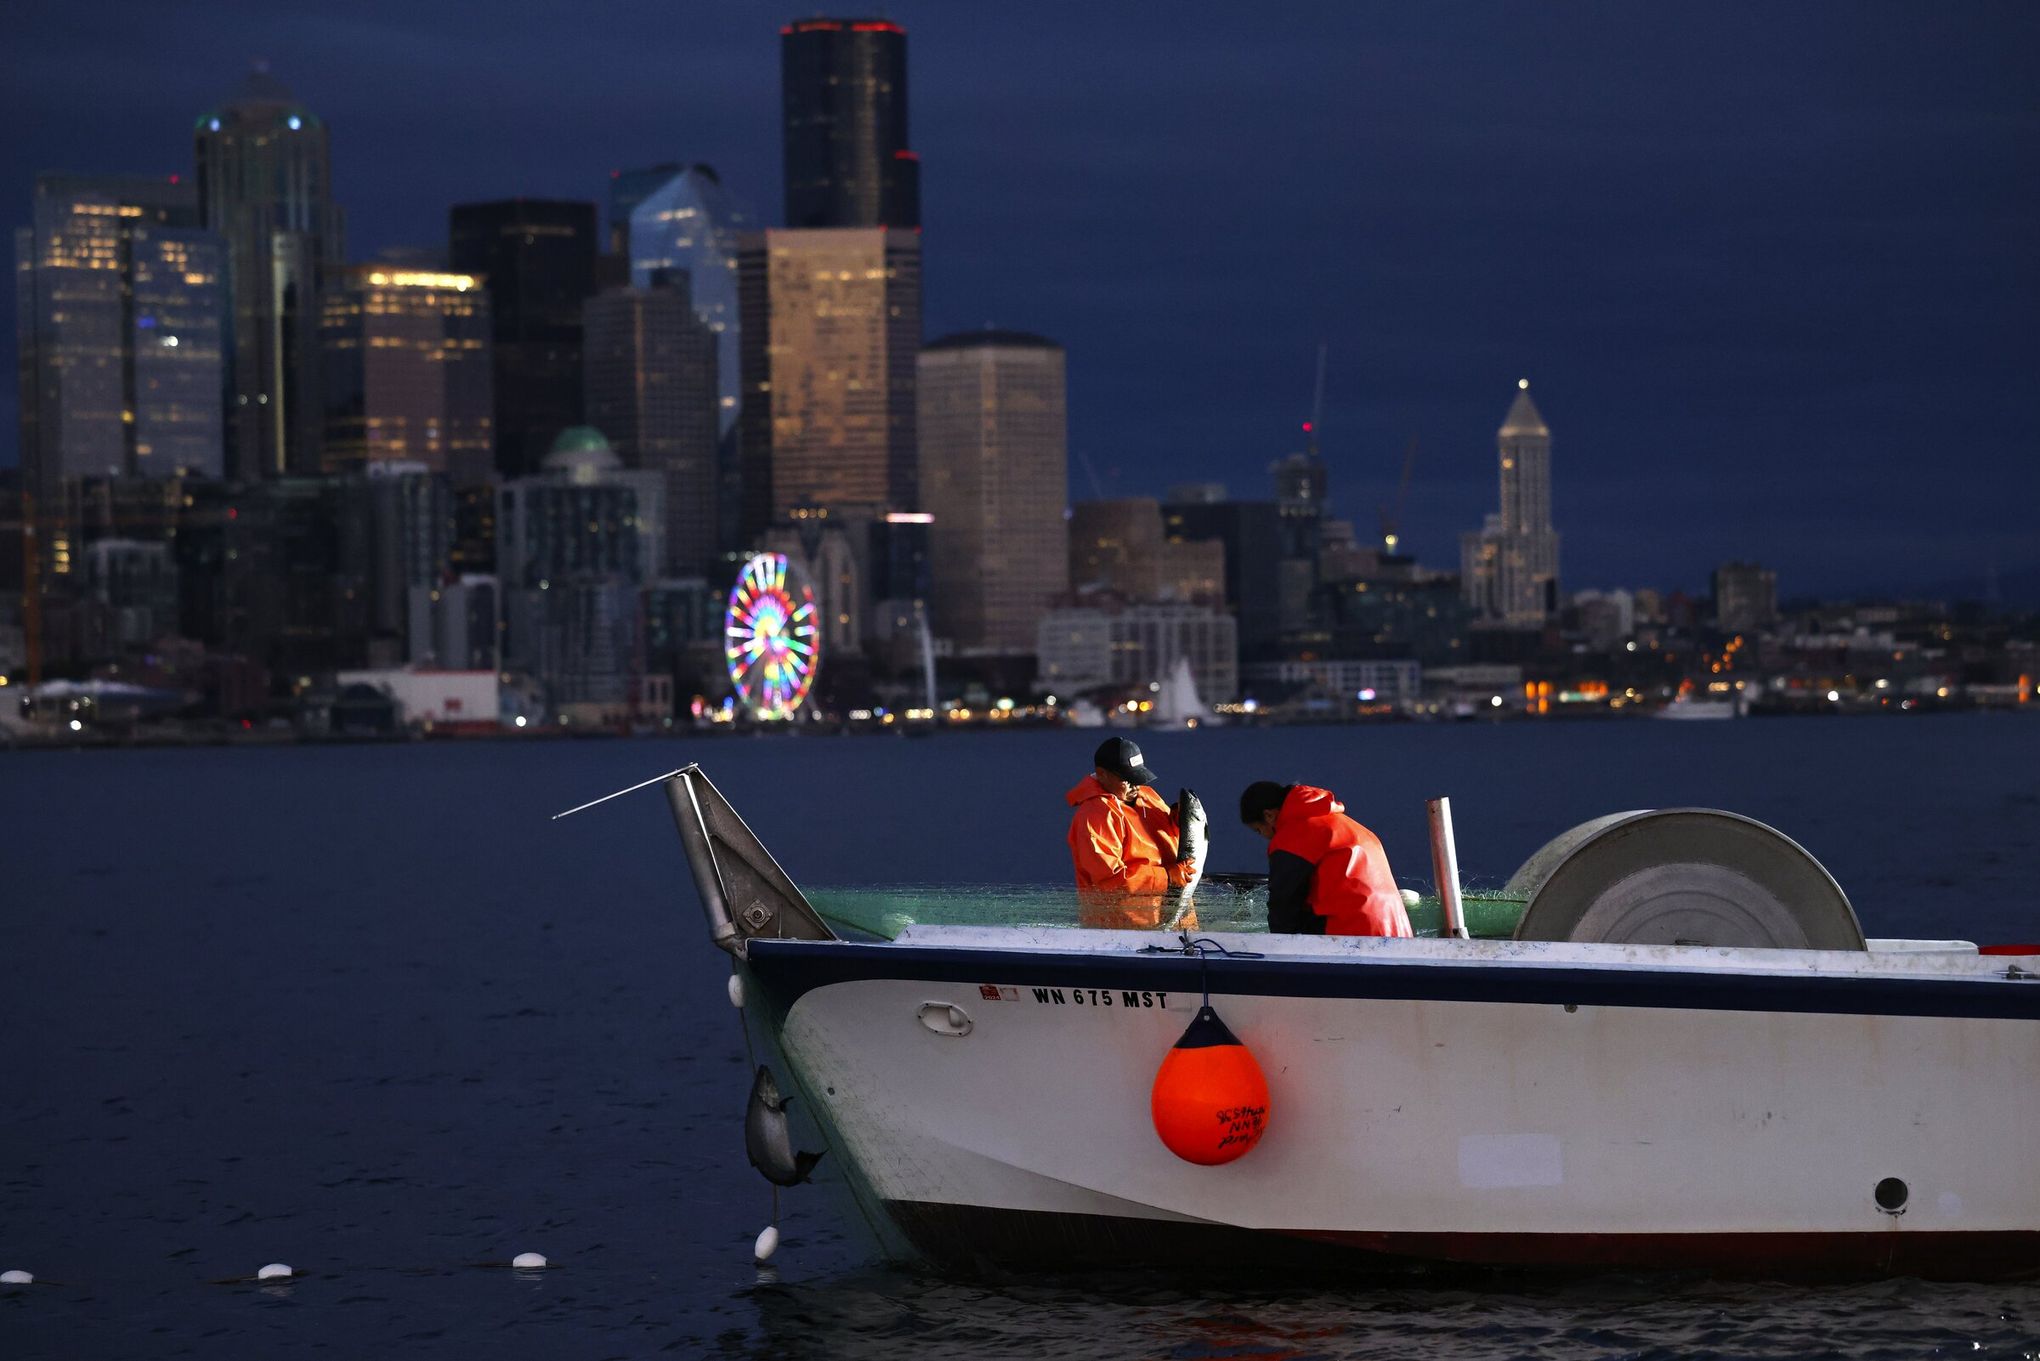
[1065,775,1195,929]
[1266,785,1412,937]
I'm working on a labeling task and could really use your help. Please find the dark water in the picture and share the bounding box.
[4,715,2038,1359]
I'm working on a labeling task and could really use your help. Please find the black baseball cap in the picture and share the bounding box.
[1093,737,1157,787]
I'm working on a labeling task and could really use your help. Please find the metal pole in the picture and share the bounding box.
[666,770,741,955]
[1427,797,1469,940]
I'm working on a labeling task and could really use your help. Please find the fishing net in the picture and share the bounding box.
[807,884,1526,942]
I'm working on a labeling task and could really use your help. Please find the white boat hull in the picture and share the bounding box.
[751,929,2040,1276]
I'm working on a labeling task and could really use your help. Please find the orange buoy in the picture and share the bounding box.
[1150,1004,1270,1165]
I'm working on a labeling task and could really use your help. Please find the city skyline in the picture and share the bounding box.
[3,3,2036,599]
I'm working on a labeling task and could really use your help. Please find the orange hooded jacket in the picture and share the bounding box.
[1065,775,1194,929]
[1266,785,1411,937]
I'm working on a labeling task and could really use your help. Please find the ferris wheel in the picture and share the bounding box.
[724,553,821,720]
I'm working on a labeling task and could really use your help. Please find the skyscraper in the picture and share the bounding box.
[583,274,720,575]
[1461,381,1561,625]
[917,330,1069,653]
[606,162,681,257]
[780,18,919,229]
[16,174,226,575]
[319,267,493,481]
[194,67,343,479]
[628,164,757,435]
[448,199,597,479]
[736,228,921,540]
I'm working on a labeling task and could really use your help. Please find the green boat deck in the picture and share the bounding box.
[808,884,1528,942]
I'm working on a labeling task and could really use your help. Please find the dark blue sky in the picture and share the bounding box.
[7,1,2037,598]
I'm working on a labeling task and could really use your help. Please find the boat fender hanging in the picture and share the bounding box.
[1150,1004,1270,1165]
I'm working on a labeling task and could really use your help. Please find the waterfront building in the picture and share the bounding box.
[583,275,720,575]
[80,538,179,648]
[449,199,598,478]
[194,68,344,479]
[495,432,646,711]
[1070,499,1225,607]
[917,330,1068,653]
[1573,588,1637,653]
[318,267,493,480]
[781,18,919,229]
[172,477,369,675]
[16,175,226,576]
[1162,495,1283,657]
[334,463,455,661]
[1240,657,1421,706]
[1070,499,1163,596]
[1036,599,1239,701]
[1461,381,1561,625]
[1714,561,1779,634]
[736,228,921,539]
[407,574,499,671]
[1309,570,1472,667]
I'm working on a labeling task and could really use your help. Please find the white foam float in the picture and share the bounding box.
[0,1270,32,1285]
[511,1252,547,1270]
[256,1263,293,1281]
[727,974,745,1008]
[753,1225,779,1262]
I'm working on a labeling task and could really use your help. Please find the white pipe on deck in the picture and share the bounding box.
[1427,797,1470,940]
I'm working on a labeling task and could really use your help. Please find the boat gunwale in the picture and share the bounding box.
[743,929,2040,1021]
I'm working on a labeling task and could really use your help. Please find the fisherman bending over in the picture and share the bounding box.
[1240,782,1412,937]
[1067,737,1199,929]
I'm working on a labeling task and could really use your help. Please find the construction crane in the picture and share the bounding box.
[1302,341,1327,459]
[1377,435,1419,556]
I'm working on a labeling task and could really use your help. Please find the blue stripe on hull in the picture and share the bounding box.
[746,939,2040,1021]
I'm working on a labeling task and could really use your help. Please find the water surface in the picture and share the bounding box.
[4,715,2037,1357]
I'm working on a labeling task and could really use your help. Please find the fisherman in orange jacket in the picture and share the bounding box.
[1066,737,1199,929]
[1239,781,1412,937]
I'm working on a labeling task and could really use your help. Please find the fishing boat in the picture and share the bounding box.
[614,767,2040,1280]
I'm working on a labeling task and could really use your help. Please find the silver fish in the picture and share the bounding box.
[745,1064,825,1187]
[1172,787,1208,904]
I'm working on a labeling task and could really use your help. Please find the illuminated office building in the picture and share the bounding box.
[583,273,720,574]
[1461,381,1561,625]
[194,67,344,478]
[16,174,225,575]
[736,227,921,540]
[449,199,597,478]
[781,18,919,229]
[917,330,1068,652]
[319,267,493,480]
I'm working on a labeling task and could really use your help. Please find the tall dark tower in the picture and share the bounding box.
[448,199,598,479]
[780,18,919,229]
[194,65,344,479]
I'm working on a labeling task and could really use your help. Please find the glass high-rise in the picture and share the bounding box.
[448,199,598,479]
[781,18,919,229]
[607,163,680,256]
[628,164,757,435]
[16,175,226,576]
[194,67,344,479]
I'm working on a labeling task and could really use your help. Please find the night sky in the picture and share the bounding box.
[7,1,2036,599]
